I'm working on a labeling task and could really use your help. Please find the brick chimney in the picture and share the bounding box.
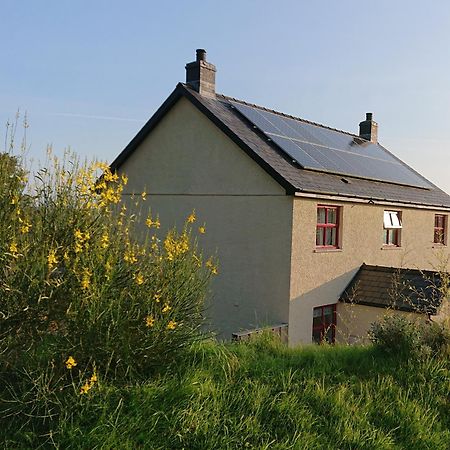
[185,49,216,97]
[359,112,378,143]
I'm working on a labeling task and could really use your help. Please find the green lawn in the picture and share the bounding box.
[3,336,450,449]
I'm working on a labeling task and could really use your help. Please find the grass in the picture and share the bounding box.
[4,335,449,449]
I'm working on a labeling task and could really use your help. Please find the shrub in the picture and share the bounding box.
[369,315,423,358]
[0,150,216,435]
[369,314,450,358]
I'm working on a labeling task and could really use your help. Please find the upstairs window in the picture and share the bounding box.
[434,214,447,245]
[383,210,402,246]
[312,304,336,344]
[316,206,340,248]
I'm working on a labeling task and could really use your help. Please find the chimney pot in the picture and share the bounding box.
[196,49,207,62]
[366,112,373,121]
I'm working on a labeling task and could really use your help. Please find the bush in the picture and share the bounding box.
[369,315,422,357]
[369,314,450,358]
[0,150,216,436]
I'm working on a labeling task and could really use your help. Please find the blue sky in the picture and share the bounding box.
[2,0,450,193]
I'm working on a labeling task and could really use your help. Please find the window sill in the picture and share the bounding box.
[432,243,447,249]
[314,248,343,253]
[381,245,403,250]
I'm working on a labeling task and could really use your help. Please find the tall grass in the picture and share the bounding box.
[4,335,447,449]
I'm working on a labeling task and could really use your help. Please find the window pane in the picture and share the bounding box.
[324,326,334,343]
[327,208,337,224]
[312,329,322,344]
[323,306,334,316]
[435,229,444,244]
[325,227,336,246]
[317,208,326,224]
[436,215,445,229]
[316,227,324,246]
[383,229,388,244]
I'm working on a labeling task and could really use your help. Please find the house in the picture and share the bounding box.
[110,49,450,345]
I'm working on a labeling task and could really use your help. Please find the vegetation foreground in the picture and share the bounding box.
[1,132,449,449]
[2,336,449,449]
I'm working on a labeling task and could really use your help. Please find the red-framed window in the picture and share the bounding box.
[316,206,340,248]
[312,304,337,344]
[434,214,447,245]
[383,211,402,246]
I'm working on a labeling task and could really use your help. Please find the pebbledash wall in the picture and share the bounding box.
[118,96,293,340]
[117,95,450,345]
[289,197,450,344]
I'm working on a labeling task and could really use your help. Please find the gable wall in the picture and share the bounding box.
[289,197,450,344]
[119,97,293,338]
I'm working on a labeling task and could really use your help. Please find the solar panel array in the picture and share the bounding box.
[230,101,431,189]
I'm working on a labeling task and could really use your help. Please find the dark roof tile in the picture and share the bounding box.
[340,264,445,314]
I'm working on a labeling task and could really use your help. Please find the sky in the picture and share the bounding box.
[1,0,450,193]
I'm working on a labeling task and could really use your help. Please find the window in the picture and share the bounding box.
[312,304,336,344]
[383,210,402,246]
[316,206,340,248]
[434,214,447,245]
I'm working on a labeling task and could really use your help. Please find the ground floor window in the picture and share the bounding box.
[312,304,336,344]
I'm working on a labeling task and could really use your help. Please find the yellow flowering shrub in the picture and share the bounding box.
[0,149,214,426]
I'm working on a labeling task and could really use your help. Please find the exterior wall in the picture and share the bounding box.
[336,303,425,344]
[119,97,293,339]
[289,197,450,345]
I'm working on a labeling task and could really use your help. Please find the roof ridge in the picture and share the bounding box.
[217,93,361,139]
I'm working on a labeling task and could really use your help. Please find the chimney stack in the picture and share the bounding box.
[359,112,378,143]
[185,49,216,97]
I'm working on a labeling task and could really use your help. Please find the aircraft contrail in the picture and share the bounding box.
[50,112,144,122]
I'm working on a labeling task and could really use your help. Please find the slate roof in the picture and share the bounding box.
[340,264,445,314]
[111,83,450,209]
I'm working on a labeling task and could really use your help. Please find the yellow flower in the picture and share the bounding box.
[47,249,58,270]
[9,241,18,256]
[134,272,144,285]
[206,258,218,275]
[124,250,138,264]
[100,233,109,249]
[141,191,147,201]
[198,225,206,234]
[145,315,155,328]
[20,222,31,234]
[90,372,98,383]
[81,268,92,290]
[153,291,162,303]
[10,196,18,205]
[65,356,77,369]
[162,303,171,313]
[187,211,196,223]
[167,320,177,330]
[121,174,128,185]
[146,215,161,229]
[80,382,91,395]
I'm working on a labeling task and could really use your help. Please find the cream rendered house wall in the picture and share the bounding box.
[118,97,293,339]
[289,197,450,345]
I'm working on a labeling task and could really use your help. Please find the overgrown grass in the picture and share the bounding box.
[4,335,449,449]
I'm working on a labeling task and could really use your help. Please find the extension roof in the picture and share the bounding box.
[340,264,445,314]
[111,83,450,209]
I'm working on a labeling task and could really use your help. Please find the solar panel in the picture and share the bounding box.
[230,101,432,189]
